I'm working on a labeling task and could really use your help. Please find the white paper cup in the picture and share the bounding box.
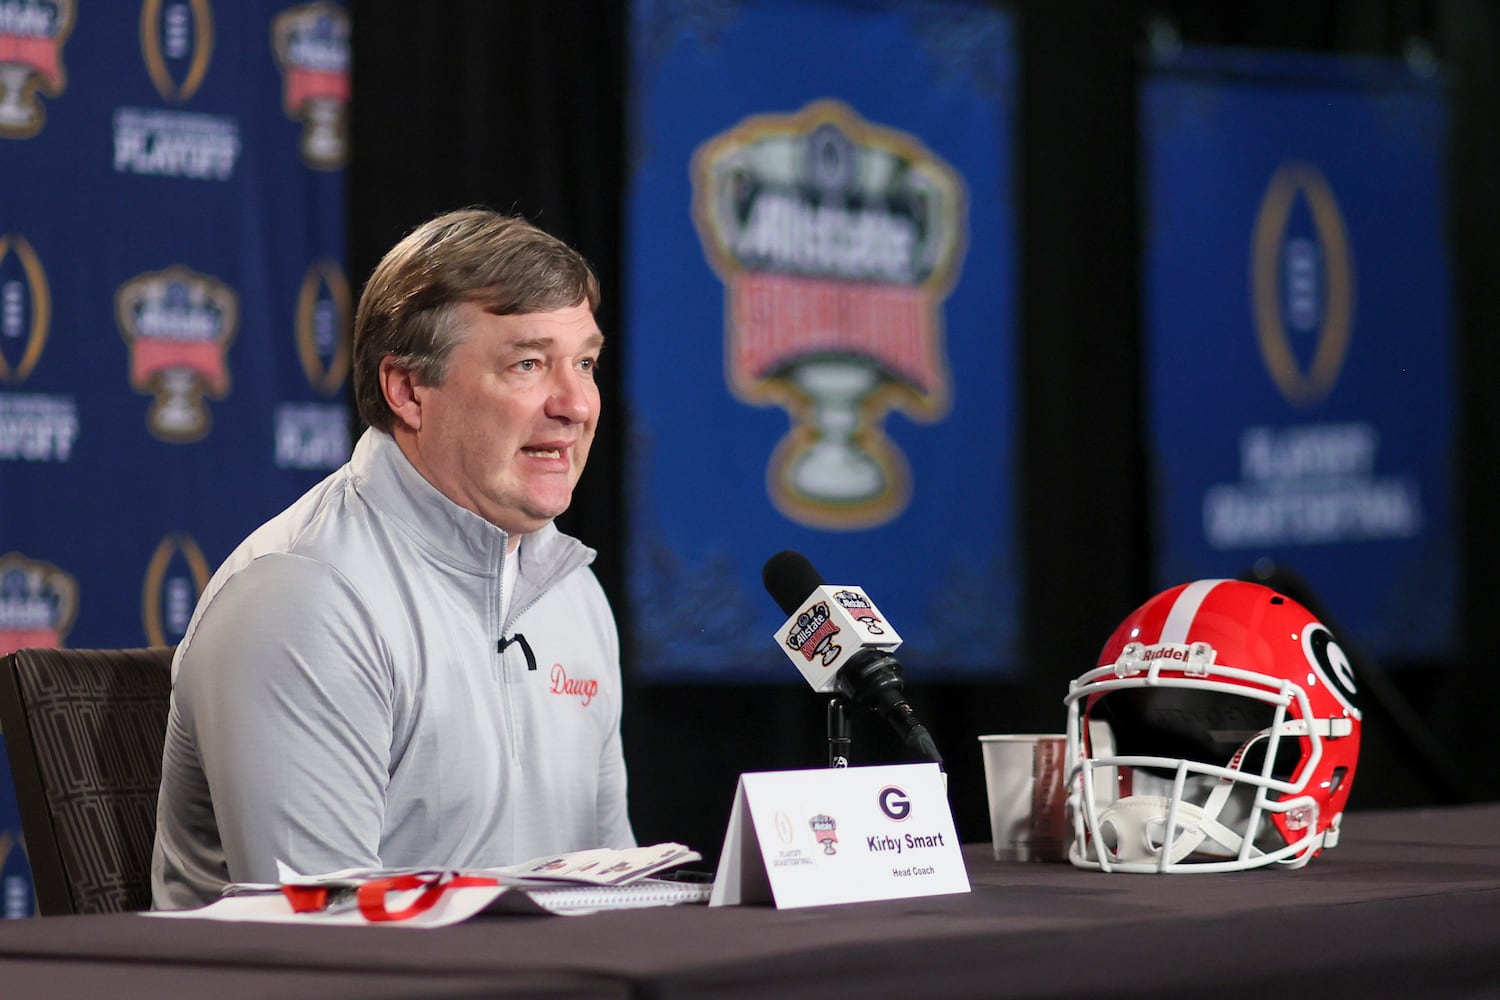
[979,734,1069,862]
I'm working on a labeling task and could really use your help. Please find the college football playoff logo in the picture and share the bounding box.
[1250,161,1355,408]
[0,233,49,383]
[140,0,213,102]
[142,533,210,646]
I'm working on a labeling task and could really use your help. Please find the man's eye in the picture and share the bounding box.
[515,359,540,372]
[579,358,597,373]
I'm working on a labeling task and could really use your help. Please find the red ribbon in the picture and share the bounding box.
[279,872,499,922]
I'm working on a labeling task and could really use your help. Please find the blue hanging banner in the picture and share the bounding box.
[1,0,350,917]
[626,0,1020,681]
[1141,45,1455,660]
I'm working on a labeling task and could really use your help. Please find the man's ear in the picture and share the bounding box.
[380,357,424,431]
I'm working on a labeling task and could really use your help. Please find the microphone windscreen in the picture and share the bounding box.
[762,550,826,615]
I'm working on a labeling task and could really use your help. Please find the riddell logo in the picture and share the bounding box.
[1141,646,1191,663]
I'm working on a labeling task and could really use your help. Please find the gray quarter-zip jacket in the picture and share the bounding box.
[151,428,634,909]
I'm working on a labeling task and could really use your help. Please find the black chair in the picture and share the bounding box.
[0,646,174,914]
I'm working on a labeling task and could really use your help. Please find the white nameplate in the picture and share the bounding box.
[709,763,969,908]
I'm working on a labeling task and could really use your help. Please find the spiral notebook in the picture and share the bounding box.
[487,876,714,916]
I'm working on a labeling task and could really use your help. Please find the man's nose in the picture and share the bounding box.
[545,367,594,422]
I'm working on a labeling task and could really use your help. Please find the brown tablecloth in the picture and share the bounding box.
[1,804,1496,999]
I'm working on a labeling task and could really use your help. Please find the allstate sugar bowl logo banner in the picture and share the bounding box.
[693,99,963,530]
[1142,46,1454,659]
[626,0,1020,681]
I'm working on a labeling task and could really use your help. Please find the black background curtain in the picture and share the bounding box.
[350,0,1500,861]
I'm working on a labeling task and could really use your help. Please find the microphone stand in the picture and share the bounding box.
[827,697,852,768]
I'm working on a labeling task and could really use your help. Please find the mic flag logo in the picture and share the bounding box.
[271,1,350,170]
[784,601,842,667]
[0,551,76,655]
[1250,161,1355,408]
[140,0,213,103]
[832,587,884,634]
[142,533,209,646]
[0,233,48,384]
[0,0,73,139]
[116,265,239,443]
[692,99,967,530]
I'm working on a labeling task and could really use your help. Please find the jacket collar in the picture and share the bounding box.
[347,428,594,590]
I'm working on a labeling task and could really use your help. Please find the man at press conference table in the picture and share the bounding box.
[151,208,635,909]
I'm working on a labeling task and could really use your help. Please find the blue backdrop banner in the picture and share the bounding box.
[1,0,350,917]
[1141,45,1455,661]
[625,0,1019,682]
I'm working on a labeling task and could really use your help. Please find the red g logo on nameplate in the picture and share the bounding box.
[692,99,968,529]
[116,265,239,442]
[0,0,75,139]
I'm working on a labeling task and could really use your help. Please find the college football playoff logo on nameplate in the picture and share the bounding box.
[117,265,239,442]
[692,99,967,530]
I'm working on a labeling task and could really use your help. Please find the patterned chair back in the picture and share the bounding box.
[0,647,174,915]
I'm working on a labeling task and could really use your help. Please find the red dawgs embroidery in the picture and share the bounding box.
[549,663,597,706]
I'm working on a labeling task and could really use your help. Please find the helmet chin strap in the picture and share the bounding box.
[1093,727,1281,868]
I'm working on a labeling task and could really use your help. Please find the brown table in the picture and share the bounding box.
[1,804,1496,999]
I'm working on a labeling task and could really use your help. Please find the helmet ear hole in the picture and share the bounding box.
[1097,820,1121,858]
[1329,766,1348,795]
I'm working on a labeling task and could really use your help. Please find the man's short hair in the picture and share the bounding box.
[353,208,601,430]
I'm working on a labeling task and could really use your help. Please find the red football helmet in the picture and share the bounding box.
[1064,579,1361,873]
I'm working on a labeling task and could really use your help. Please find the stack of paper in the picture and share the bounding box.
[146,843,711,927]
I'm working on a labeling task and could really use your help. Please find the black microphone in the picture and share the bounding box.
[762,550,943,766]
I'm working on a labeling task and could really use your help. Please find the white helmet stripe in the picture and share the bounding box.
[1159,579,1229,644]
